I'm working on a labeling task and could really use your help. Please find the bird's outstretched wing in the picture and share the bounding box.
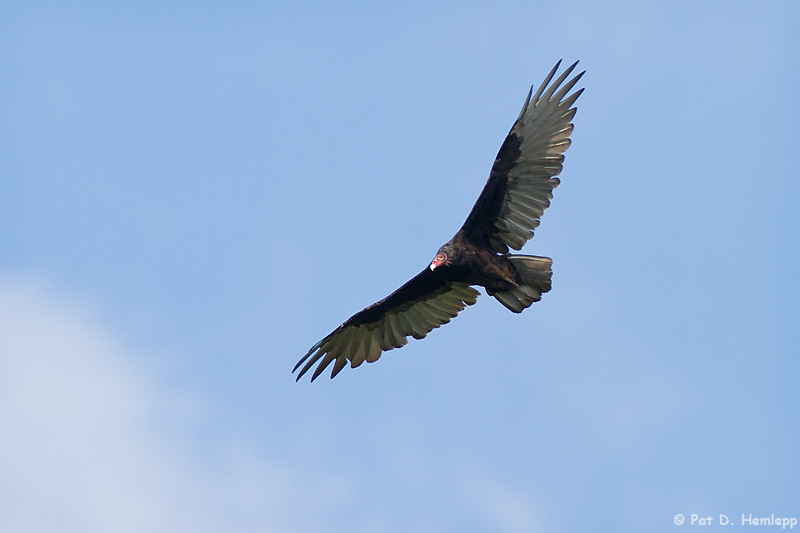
[460,60,584,253]
[294,269,480,381]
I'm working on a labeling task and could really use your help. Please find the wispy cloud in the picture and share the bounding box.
[0,275,351,533]
[459,468,546,533]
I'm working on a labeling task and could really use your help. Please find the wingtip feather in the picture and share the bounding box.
[541,61,578,103]
[516,86,534,122]
[531,60,562,103]
[330,356,347,379]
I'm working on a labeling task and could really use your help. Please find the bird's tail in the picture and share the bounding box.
[493,255,553,313]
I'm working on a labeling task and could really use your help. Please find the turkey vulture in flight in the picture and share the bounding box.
[294,60,584,381]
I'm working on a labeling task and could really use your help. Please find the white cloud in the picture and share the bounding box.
[0,276,199,531]
[0,275,349,533]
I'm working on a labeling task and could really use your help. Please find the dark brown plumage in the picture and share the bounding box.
[294,61,584,381]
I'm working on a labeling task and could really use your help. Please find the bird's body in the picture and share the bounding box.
[294,61,584,381]
[434,234,520,292]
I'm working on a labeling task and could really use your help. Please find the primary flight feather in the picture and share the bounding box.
[294,60,584,382]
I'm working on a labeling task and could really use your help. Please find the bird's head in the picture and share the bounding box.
[430,249,449,271]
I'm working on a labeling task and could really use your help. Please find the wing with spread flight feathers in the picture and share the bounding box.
[294,269,480,381]
[460,60,584,253]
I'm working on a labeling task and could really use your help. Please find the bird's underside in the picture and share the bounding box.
[294,60,584,381]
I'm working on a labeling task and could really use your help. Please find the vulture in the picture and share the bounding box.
[294,60,584,382]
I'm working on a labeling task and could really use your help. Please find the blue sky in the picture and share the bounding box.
[1,2,798,532]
